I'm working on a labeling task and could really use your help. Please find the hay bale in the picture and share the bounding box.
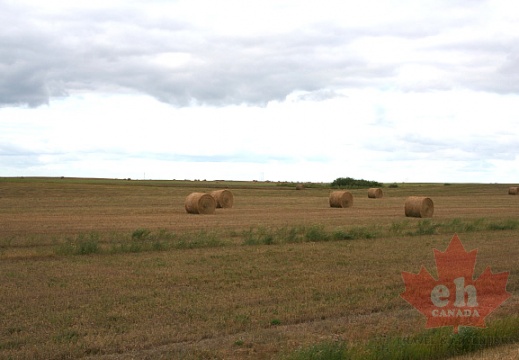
[210,189,234,208]
[184,192,216,214]
[405,196,434,218]
[508,187,518,195]
[329,190,353,208]
[368,188,383,198]
[295,184,305,190]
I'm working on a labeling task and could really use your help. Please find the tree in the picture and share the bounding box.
[331,177,382,188]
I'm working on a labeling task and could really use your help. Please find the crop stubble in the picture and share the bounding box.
[0,178,518,359]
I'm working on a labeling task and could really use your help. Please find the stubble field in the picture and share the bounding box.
[0,177,518,359]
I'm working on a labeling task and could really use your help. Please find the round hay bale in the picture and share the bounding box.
[184,192,216,214]
[404,196,434,218]
[368,188,383,198]
[508,186,518,195]
[329,190,353,208]
[295,184,305,190]
[210,189,234,208]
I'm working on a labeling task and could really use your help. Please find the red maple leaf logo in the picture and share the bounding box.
[401,234,511,333]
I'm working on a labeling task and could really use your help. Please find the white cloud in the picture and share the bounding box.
[1,0,519,182]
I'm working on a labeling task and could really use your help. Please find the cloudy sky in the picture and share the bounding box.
[1,0,519,183]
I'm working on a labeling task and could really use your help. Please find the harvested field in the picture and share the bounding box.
[0,178,518,359]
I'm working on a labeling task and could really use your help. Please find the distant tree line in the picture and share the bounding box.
[331,177,382,189]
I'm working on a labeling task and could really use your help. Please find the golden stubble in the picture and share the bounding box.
[0,179,517,359]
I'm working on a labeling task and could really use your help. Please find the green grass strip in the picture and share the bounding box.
[282,316,519,360]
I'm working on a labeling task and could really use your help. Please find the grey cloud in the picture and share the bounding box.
[467,138,519,160]
[0,143,45,168]
[1,1,517,108]
[0,139,321,168]
[0,2,396,107]
[292,89,347,102]
[493,51,519,93]
[0,143,35,156]
[428,38,519,94]
[131,150,330,164]
[457,160,496,174]
[369,133,519,162]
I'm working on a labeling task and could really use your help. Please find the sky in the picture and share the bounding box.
[1,0,519,183]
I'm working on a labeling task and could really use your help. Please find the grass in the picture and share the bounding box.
[55,232,101,255]
[46,218,519,256]
[0,178,518,359]
[283,316,519,359]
